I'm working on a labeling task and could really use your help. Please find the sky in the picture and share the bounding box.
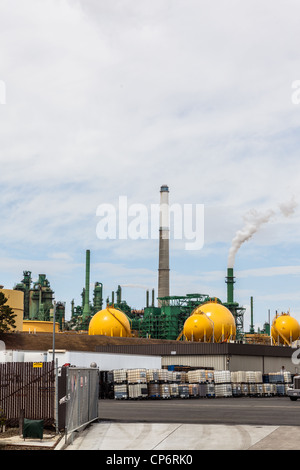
[1,0,300,330]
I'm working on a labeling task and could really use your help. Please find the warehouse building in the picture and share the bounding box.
[0,332,298,374]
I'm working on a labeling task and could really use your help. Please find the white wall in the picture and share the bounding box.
[0,349,161,370]
[46,351,162,370]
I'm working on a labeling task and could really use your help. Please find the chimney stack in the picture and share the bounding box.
[225,267,235,304]
[158,185,170,306]
[82,249,91,320]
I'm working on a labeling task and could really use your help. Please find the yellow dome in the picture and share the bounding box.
[193,302,236,342]
[271,313,300,345]
[183,313,213,342]
[88,307,131,337]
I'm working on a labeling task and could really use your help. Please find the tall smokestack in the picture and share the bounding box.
[158,185,170,306]
[225,267,235,304]
[82,249,91,320]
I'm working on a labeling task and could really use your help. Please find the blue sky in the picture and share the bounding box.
[1,0,300,330]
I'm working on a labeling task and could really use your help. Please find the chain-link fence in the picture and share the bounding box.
[64,367,99,440]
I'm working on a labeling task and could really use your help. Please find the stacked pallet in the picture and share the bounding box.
[171,371,184,383]
[113,369,127,383]
[178,384,189,398]
[113,369,128,399]
[231,371,246,383]
[187,369,206,384]
[263,383,276,396]
[232,383,242,397]
[214,370,232,397]
[108,367,293,400]
[160,384,171,399]
[188,383,199,397]
[231,370,264,397]
[246,371,256,384]
[114,384,128,399]
[199,383,207,397]
[127,369,147,384]
[158,369,169,383]
[128,383,148,399]
[215,383,232,397]
[214,370,231,384]
[170,383,179,398]
[206,383,215,398]
[146,369,160,383]
[148,383,160,398]
[181,372,188,383]
[254,371,263,383]
[284,371,292,384]
[206,370,214,383]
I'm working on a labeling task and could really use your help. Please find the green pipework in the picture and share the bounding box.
[152,289,155,307]
[226,268,235,304]
[93,282,103,313]
[82,250,91,320]
[116,285,122,304]
[250,296,255,333]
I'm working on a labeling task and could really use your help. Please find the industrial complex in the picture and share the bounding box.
[1,185,300,378]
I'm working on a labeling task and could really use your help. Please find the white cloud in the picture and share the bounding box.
[1,0,300,324]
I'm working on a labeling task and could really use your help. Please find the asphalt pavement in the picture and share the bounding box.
[59,397,300,451]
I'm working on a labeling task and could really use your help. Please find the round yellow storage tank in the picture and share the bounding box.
[183,313,213,342]
[88,307,131,337]
[193,302,236,342]
[271,313,300,345]
[23,320,60,333]
[0,288,24,332]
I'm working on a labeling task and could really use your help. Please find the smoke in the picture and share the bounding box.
[278,195,297,217]
[228,197,298,269]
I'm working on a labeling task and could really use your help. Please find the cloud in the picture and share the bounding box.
[237,265,300,278]
[1,0,300,324]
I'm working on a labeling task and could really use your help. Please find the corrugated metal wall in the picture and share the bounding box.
[263,356,299,374]
[161,355,226,370]
[162,354,299,374]
[229,355,263,372]
[95,343,299,373]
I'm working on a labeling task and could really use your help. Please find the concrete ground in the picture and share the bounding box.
[61,421,300,451]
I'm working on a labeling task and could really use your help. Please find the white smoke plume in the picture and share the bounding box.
[278,195,297,217]
[228,197,298,269]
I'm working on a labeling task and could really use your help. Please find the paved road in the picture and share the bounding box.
[61,397,300,451]
[98,397,300,426]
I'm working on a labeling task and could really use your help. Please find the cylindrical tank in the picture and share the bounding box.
[183,313,213,342]
[271,313,300,345]
[193,302,236,342]
[23,320,59,333]
[0,288,24,332]
[88,307,131,337]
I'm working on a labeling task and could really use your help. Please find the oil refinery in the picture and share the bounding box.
[1,185,300,377]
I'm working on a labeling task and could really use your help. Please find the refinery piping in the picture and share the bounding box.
[1,185,299,349]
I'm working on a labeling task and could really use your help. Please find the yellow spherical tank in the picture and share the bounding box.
[271,313,300,345]
[88,307,131,337]
[183,313,213,342]
[193,302,236,342]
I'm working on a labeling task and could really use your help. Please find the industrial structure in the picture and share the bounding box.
[158,184,170,305]
[0,184,299,349]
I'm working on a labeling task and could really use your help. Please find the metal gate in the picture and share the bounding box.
[64,367,99,437]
